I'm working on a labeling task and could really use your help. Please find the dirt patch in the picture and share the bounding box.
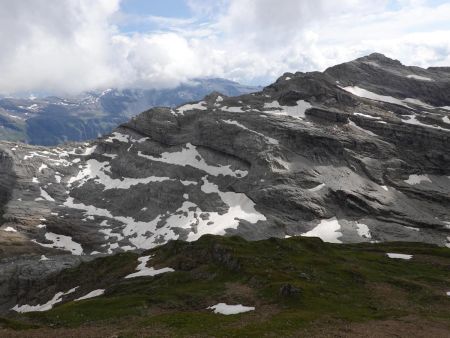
[369,282,410,309]
[305,316,450,338]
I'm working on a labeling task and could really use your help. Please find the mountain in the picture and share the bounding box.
[0,78,260,146]
[1,53,450,335]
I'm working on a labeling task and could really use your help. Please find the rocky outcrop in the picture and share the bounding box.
[0,53,450,313]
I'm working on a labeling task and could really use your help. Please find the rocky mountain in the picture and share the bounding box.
[0,78,260,146]
[0,53,450,329]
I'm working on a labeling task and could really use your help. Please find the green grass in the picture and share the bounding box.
[5,235,450,336]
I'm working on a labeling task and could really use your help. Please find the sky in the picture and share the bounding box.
[0,0,449,95]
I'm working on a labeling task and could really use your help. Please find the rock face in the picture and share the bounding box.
[0,53,450,312]
[0,78,260,146]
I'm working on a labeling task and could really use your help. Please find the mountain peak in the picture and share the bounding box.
[355,52,403,66]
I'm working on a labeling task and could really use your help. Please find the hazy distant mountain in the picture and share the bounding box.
[0,78,260,145]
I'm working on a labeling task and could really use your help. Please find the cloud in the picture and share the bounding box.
[0,0,121,95]
[0,0,449,95]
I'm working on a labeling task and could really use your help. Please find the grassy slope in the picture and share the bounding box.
[1,235,449,337]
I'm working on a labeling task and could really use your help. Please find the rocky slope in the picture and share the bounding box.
[0,78,260,145]
[0,53,449,315]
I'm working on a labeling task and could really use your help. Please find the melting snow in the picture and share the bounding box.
[40,255,49,261]
[68,159,176,190]
[343,86,406,106]
[264,100,312,119]
[302,218,343,243]
[221,106,245,113]
[386,253,412,260]
[353,112,381,120]
[443,116,450,124]
[33,232,83,255]
[12,287,78,313]
[174,101,207,115]
[402,115,448,131]
[39,188,55,202]
[125,255,174,279]
[404,174,432,185]
[138,143,248,178]
[356,222,371,239]
[381,185,389,191]
[222,119,279,145]
[348,120,377,136]
[74,289,105,301]
[183,177,266,241]
[38,164,48,172]
[308,183,325,192]
[63,197,172,250]
[343,86,434,109]
[207,303,255,315]
[406,74,433,81]
[105,132,130,143]
[3,227,17,232]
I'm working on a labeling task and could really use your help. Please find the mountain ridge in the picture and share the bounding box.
[0,52,449,319]
[0,78,261,146]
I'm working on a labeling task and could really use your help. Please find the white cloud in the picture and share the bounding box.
[0,0,449,95]
[0,0,121,95]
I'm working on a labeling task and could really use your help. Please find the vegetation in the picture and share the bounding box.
[2,235,449,337]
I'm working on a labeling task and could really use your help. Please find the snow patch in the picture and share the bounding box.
[33,232,83,255]
[404,174,432,185]
[356,222,371,239]
[3,226,17,232]
[39,188,55,202]
[264,100,312,119]
[125,255,174,279]
[302,218,342,243]
[406,74,433,81]
[353,112,381,120]
[104,132,130,143]
[174,101,207,115]
[38,164,48,172]
[207,303,255,315]
[402,114,448,131]
[343,86,434,109]
[74,289,105,301]
[12,287,78,313]
[222,119,279,145]
[67,159,178,190]
[348,120,377,136]
[308,183,325,192]
[386,253,412,260]
[138,143,248,178]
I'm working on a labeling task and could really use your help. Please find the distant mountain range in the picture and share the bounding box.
[0,78,260,145]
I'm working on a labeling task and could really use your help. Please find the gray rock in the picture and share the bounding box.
[0,53,450,313]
